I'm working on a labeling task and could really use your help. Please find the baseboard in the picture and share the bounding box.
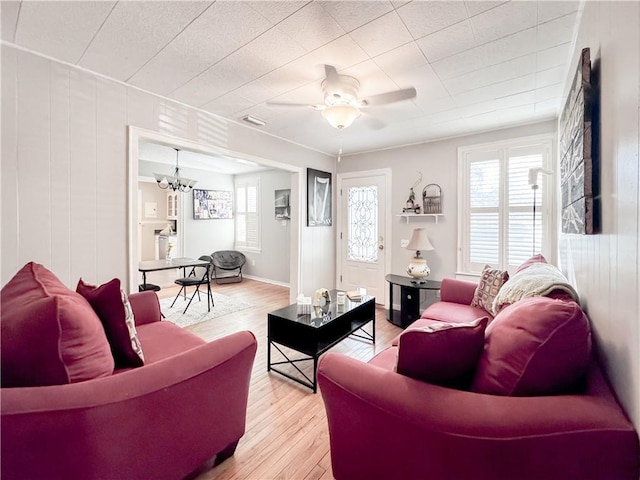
[243,274,289,288]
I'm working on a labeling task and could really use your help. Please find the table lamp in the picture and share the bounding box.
[406,227,434,281]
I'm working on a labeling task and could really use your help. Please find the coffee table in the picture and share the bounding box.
[267,290,375,393]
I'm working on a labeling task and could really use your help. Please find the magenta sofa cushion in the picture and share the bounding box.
[396,317,489,386]
[472,296,591,396]
[77,278,145,368]
[420,301,492,324]
[1,262,114,387]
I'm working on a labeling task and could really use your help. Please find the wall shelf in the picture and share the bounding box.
[397,213,444,224]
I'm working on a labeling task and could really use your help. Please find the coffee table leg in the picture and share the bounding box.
[267,339,271,372]
[313,356,318,393]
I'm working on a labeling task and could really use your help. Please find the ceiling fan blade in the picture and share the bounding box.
[324,64,340,87]
[361,87,417,106]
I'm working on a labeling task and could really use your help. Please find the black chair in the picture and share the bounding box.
[211,251,246,284]
[170,255,214,314]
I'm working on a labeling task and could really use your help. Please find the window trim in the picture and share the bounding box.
[234,176,261,253]
[457,133,556,276]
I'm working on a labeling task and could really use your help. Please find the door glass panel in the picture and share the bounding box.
[347,186,378,262]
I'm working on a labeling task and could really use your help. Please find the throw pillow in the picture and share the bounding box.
[1,262,114,387]
[470,265,509,315]
[77,278,145,368]
[471,296,591,396]
[395,317,489,387]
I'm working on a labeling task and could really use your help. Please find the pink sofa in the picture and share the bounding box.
[2,286,257,480]
[318,277,640,480]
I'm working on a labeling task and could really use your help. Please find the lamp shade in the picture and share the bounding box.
[322,104,361,129]
[406,228,434,252]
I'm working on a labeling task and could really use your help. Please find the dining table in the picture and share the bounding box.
[138,257,211,292]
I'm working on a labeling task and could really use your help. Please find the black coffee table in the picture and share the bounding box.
[267,290,375,393]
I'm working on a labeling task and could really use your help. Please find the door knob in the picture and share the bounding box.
[378,244,384,250]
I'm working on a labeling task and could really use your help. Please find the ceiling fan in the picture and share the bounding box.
[267,65,417,130]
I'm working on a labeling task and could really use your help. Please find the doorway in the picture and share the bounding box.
[127,126,303,303]
[336,169,391,306]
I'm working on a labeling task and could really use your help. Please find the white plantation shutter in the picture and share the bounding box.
[235,178,260,251]
[458,136,554,274]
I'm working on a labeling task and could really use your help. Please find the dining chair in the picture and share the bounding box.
[170,255,214,314]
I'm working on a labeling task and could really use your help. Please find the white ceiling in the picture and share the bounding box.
[1,0,581,156]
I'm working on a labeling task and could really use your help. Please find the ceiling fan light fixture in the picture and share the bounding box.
[322,104,361,130]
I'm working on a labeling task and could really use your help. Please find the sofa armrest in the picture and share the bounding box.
[317,353,639,480]
[1,330,257,480]
[439,277,477,304]
[128,290,161,325]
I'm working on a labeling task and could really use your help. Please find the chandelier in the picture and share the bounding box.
[153,148,197,193]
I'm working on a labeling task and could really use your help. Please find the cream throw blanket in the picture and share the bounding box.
[492,263,579,314]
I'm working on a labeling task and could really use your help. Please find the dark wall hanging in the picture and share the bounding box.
[307,168,332,226]
[559,47,599,234]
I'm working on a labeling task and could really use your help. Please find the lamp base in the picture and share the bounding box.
[407,256,430,279]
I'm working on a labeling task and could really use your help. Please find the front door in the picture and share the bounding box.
[337,170,390,305]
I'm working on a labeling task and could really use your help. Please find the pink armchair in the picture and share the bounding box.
[2,291,257,480]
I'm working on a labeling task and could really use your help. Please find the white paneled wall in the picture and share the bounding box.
[558,1,640,428]
[1,44,335,294]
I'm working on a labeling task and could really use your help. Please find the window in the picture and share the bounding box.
[235,177,260,252]
[458,135,554,274]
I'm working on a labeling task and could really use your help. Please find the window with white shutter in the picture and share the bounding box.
[235,177,260,252]
[458,135,554,275]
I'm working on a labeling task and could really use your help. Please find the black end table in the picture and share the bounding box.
[385,274,441,328]
[267,290,375,393]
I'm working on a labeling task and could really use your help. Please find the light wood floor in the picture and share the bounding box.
[157,279,402,480]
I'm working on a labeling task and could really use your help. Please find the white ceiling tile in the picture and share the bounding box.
[130,3,263,94]
[349,11,412,57]
[536,66,564,88]
[201,93,255,117]
[14,1,115,63]
[537,12,578,51]
[391,1,411,8]
[79,2,209,80]
[232,27,306,76]
[536,42,571,71]
[310,35,369,71]
[538,1,580,24]
[393,64,447,97]
[233,79,279,104]
[470,1,537,44]
[416,20,476,62]
[245,1,309,25]
[432,28,537,79]
[258,56,325,96]
[397,1,468,39]
[453,74,535,106]
[374,43,428,77]
[276,2,345,51]
[443,54,536,94]
[318,1,393,32]
[169,68,236,107]
[464,1,507,17]
[1,1,20,42]
[414,94,456,115]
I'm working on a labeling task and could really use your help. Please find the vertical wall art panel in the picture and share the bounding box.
[560,48,598,234]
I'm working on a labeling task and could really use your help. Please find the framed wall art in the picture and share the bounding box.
[307,168,332,227]
[559,47,598,234]
[193,189,233,220]
[275,189,291,220]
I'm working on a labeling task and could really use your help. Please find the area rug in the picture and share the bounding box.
[159,292,254,328]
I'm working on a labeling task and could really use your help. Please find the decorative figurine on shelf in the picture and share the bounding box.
[403,172,423,213]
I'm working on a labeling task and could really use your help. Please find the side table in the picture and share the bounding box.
[385,274,441,328]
